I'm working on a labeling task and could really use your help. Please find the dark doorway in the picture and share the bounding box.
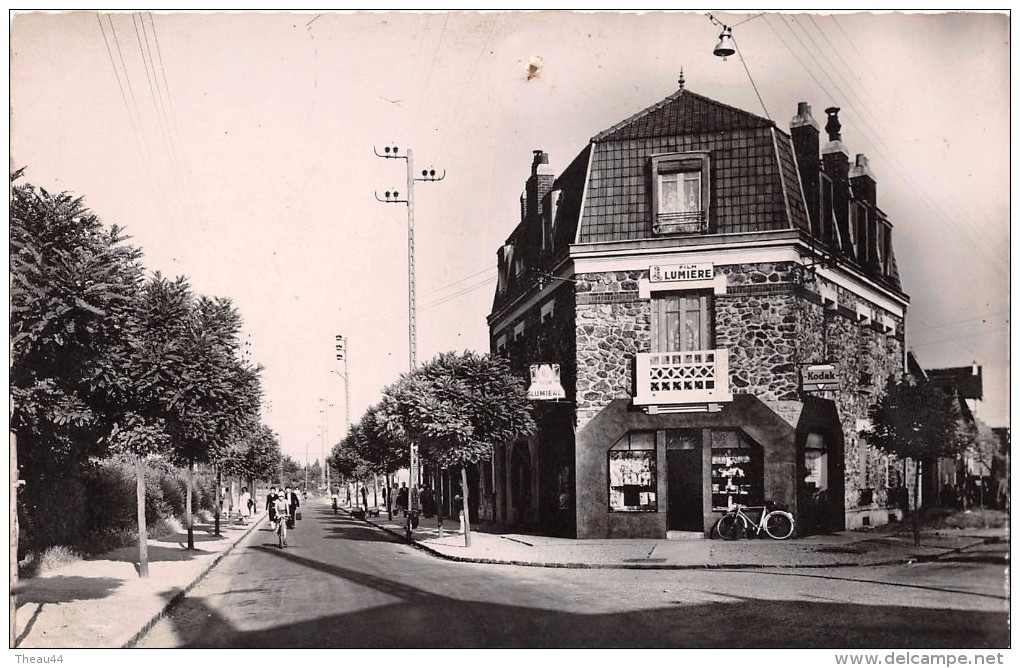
[667,448,703,531]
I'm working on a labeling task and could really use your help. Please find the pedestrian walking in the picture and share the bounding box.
[288,486,301,521]
[266,487,279,529]
[420,485,435,518]
[360,484,369,511]
[239,487,252,525]
[397,482,409,517]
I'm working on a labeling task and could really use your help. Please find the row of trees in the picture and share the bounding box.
[329,351,535,546]
[865,374,1006,545]
[10,170,281,593]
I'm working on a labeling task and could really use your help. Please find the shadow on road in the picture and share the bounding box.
[152,544,1008,649]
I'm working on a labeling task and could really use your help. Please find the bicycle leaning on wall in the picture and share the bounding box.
[713,502,795,540]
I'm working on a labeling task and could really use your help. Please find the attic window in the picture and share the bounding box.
[513,322,526,341]
[651,153,710,235]
[541,299,555,323]
[495,334,507,353]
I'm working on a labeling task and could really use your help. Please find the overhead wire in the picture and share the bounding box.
[763,13,1008,274]
[795,15,1006,255]
[96,14,151,178]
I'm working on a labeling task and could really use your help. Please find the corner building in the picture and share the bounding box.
[487,85,909,538]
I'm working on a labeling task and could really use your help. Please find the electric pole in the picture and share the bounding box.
[333,334,351,495]
[374,145,445,511]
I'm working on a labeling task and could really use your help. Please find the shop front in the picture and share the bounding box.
[575,395,844,538]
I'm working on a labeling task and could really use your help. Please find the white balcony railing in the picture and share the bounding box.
[634,349,733,407]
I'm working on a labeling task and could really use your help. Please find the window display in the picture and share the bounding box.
[710,430,763,510]
[609,432,657,512]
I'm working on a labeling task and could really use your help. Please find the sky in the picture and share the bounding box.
[9,10,1011,467]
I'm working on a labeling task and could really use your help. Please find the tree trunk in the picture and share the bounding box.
[373,474,378,508]
[386,473,393,520]
[214,467,222,537]
[135,456,150,578]
[10,431,19,647]
[912,459,922,547]
[436,468,444,539]
[461,466,472,548]
[186,461,195,550]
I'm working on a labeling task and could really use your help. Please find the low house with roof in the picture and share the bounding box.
[485,80,910,538]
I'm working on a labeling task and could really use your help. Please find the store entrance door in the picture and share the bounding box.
[667,448,703,532]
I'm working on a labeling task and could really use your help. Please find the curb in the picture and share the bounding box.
[120,514,266,648]
[349,510,997,571]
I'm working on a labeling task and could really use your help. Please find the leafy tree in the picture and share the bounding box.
[220,423,282,508]
[966,419,1000,513]
[10,170,146,610]
[865,376,972,545]
[385,351,535,546]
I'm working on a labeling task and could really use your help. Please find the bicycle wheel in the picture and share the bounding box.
[764,511,794,540]
[715,514,744,540]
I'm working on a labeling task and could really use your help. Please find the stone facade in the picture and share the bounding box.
[573,271,649,427]
[554,259,906,530]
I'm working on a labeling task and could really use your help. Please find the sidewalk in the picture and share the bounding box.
[351,505,1007,570]
[13,512,264,649]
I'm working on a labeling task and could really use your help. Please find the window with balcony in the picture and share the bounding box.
[634,290,730,406]
[651,153,709,235]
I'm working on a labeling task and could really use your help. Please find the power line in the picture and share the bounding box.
[763,14,1009,274]
[96,14,150,176]
[909,310,1009,336]
[795,16,1007,257]
[731,35,770,121]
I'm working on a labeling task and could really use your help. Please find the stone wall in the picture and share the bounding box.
[795,272,906,519]
[573,271,650,427]
[716,262,802,400]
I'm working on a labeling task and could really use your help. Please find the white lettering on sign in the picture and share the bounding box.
[649,263,714,283]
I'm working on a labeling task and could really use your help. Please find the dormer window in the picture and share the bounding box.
[651,152,710,235]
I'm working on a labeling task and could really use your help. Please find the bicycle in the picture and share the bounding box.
[714,502,795,540]
[276,510,291,548]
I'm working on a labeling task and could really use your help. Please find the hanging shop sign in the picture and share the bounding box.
[527,363,566,400]
[801,364,840,391]
[649,262,714,283]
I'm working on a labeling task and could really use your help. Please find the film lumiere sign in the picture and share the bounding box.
[527,364,566,400]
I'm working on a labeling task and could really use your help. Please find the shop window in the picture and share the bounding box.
[608,432,657,512]
[804,432,828,496]
[651,153,709,235]
[710,430,763,510]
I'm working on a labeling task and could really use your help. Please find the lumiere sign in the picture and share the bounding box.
[527,364,566,400]
[801,364,840,391]
[649,262,714,283]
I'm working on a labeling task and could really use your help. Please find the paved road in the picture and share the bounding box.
[137,498,1009,649]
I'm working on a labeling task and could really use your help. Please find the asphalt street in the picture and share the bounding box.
[136,498,1009,649]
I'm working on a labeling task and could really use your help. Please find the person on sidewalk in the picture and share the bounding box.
[454,487,464,533]
[397,482,409,517]
[360,484,369,511]
[239,487,252,525]
[420,485,435,518]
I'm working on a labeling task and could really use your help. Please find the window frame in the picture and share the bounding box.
[650,152,711,235]
[608,432,658,513]
[651,290,714,354]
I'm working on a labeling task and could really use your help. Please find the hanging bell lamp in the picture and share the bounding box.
[713,26,736,60]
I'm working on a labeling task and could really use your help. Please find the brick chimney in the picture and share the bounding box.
[822,107,850,251]
[524,150,555,267]
[850,153,878,269]
[790,102,820,235]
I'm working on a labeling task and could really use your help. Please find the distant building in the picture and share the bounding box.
[486,82,910,538]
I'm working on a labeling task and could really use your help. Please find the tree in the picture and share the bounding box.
[385,351,535,546]
[966,419,1000,514]
[220,423,282,513]
[865,376,972,545]
[11,169,146,631]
